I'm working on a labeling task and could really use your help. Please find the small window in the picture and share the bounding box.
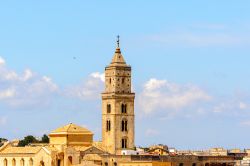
[106,120,111,131]
[20,159,25,166]
[107,104,111,113]
[4,159,7,166]
[122,78,125,84]
[12,159,16,166]
[122,138,127,148]
[105,162,108,166]
[121,104,127,113]
[121,119,128,132]
[109,78,111,84]
[29,158,33,166]
[40,161,45,166]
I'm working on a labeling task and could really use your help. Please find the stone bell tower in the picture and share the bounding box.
[102,36,135,155]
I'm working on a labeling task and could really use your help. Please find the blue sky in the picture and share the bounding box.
[1,0,250,150]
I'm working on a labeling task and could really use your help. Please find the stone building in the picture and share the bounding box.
[0,38,245,166]
[0,142,54,166]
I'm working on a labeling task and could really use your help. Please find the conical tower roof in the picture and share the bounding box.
[109,36,128,67]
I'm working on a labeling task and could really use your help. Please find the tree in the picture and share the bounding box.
[0,138,8,142]
[41,134,49,143]
[18,135,38,147]
[0,138,8,147]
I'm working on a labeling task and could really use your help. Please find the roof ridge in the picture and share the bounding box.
[66,123,72,132]
[50,123,93,135]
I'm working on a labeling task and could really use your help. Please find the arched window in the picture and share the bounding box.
[122,138,127,149]
[122,78,125,84]
[105,162,108,166]
[12,159,16,166]
[122,120,124,131]
[29,158,33,166]
[106,120,111,131]
[40,161,45,166]
[125,120,127,131]
[107,104,111,113]
[4,158,7,166]
[114,162,117,166]
[121,104,127,113]
[121,104,124,113]
[124,104,127,113]
[20,159,25,166]
[109,78,111,84]
[57,160,61,166]
[121,119,128,132]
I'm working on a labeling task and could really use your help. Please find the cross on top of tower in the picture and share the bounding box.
[117,35,120,48]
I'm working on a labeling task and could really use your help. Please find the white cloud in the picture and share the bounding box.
[0,88,15,99]
[138,78,211,115]
[21,69,33,81]
[90,72,105,82]
[64,72,104,100]
[212,98,250,115]
[0,56,103,108]
[0,57,5,66]
[0,57,58,108]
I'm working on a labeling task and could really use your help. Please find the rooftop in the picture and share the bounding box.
[50,123,93,135]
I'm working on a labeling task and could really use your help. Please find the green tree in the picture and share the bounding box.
[41,134,49,143]
[18,135,38,147]
[0,138,8,142]
[0,138,8,147]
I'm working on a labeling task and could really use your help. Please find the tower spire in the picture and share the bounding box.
[110,36,127,66]
[117,35,120,48]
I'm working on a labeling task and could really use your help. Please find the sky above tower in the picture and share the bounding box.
[1,0,250,150]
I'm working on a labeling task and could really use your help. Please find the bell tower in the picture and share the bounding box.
[102,36,135,155]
